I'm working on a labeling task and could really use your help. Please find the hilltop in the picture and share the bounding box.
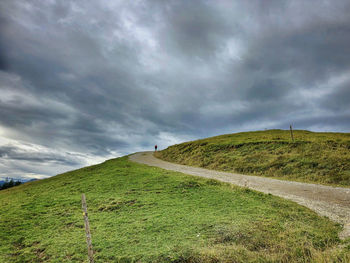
[1,156,349,262]
[155,130,350,186]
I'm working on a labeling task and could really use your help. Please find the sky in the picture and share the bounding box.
[0,0,350,180]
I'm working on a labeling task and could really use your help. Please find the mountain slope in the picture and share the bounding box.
[155,130,350,186]
[0,156,349,262]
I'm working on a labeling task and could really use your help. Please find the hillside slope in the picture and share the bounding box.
[155,130,350,186]
[0,156,349,262]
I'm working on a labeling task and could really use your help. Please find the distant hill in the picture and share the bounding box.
[155,129,350,186]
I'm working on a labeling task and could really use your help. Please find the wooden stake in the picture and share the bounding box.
[290,125,294,142]
[82,194,94,263]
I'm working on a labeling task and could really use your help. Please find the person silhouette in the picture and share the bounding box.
[155,145,158,151]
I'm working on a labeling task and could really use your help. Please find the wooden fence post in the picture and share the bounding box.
[82,194,94,263]
[290,125,294,142]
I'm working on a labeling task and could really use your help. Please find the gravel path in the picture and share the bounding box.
[130,151,350,239]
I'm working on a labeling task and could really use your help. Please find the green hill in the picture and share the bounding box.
[155,130,350,186]
[0,156,349,262]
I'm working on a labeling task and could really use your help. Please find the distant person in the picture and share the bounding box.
[155,145,158,151]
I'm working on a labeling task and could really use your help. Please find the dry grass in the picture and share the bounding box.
[156,129,350,186]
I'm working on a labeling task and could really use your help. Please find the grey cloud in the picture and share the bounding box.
[0,0,350,179]
[321,80,350,112]
[0,145,80,166]
[159,1,237,60]
[0,52,7,71]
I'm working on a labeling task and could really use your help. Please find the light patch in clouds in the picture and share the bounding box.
[0,137,112,181]
[156,132,194,150]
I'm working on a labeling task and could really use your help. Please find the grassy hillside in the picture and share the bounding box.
[155,130,350,186]
[0,156,349,262]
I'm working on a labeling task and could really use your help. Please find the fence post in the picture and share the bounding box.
[290,125,294,142]
[82,194,94,263]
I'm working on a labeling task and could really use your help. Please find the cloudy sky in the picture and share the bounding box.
[1,0,350,180]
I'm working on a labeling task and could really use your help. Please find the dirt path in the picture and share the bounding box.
[130,151,350,239]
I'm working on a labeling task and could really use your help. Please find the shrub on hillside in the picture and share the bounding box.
[0,178,22,190]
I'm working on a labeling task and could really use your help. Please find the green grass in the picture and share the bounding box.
[0,156,349,262]
[155,129,350,187]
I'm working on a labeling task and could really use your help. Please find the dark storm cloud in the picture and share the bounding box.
[0,145,80,166]
[157,1,238,60]
[321,77,350,112]
[0,53,7,71]
[0,0,350,179]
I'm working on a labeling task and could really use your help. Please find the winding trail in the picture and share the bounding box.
[130,151,350,239]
